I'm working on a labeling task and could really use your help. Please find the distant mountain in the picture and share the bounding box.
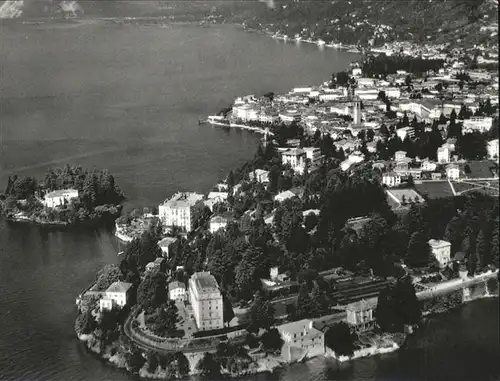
[1,0,497,49]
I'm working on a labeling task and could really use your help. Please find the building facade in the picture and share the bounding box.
[43,189,79,208]
[158,192,204,232]
[188,272,224,331]
[346,299,377,332]
[428,239,452,267]
[168,281,186,302]
[277,319,325,361]
[99,281,133,311]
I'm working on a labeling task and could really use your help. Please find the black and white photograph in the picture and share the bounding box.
[0,1,499,380]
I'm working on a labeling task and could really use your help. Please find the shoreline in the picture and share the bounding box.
[77,291,498,379]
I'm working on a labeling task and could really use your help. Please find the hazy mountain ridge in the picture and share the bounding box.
[1,0,498,49]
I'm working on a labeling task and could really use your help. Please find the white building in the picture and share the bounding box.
[281,148,306,174]
[302,147,322,165]
[158,236,178,257]
[428,239,452,267]
[168,281,186,302]
[277,319,325,362]
[487,139,499,161]
[421,160,437,172]
[462,117,494,133]
[205,192,228,212]
[437,145,451,163]
[394,150,407,162]
[382,172,402,187]
[99,281,133,311]
[274,190,296,203]
[346,299,377,332]
[43,189,79,208]
[396,127,415,141]
[279,109,302,123]
[158,192,204,232]
[249,169,270,184]
[209,215,229,233]
[446,164,460,180]
[188,272,224,331]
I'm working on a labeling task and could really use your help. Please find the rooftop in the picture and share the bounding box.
[45,189,79,198]
[168,281,186,292]
[346,298,377,312]
[191,271,220,293]
[161,192,204,208]
[277,319,315,335]
[158,236,178,247]
[106,281,132,293]
[428,239,451,248]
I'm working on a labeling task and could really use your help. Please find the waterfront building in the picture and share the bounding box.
[188,272,224,331]
[277,319,325,362]
[158,236,178,257]
[168,281,186,302]
[428,239,452,267]
[346,298,377,332]
[487,139,499,161]
[99,281,133,311]
[158,192,204,232]
[43,189,79,208]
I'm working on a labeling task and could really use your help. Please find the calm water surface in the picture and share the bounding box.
[0,20,498,381]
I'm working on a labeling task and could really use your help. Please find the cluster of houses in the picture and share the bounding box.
[97,271,224,333]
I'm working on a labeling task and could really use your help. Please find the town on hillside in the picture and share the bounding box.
[74,42,500,378]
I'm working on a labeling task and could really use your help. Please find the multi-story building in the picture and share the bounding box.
[382,172,402,187]
[446,164,460,180]
[209,215,229,233]
[43,189,79,208]
[346,299,377,332]
[277,319,325,362]
[188,272,224,331]
[462,117,494,133]
[437,145,451,163]
[158,192,204,232]
[157,236,178,258]
[394,150,407,162]
[487,139,499,161]
[428,239,451,267]
[168,281,186,302]
[99,281,133,311]
[281,148,306,174]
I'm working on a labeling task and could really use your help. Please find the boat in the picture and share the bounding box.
[198,119,208,125]
[317,39,326,46]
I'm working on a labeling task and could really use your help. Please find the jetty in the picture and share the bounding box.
[207,116,274,136]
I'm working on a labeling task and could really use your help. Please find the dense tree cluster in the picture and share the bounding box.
[362,55,444,77]
[375,276,421,332]
[325,322,358,357]
[1,165,124,224]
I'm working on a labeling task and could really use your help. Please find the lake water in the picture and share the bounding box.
[0,20,498,381]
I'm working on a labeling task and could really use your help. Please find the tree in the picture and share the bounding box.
[475,229,486,271]
[145,301,179,337]
[75,310,96,335]
[406,230,432,268]
[295,283,311,319]
[491,218,499,267]
[126,346,146,374]
[137,272,167,312]
[261,328,283,352]
[325,322,357,356]
[245,291,275,332]
[375,276,421,332]
[95,264,122,291]
[197,352,221,379]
